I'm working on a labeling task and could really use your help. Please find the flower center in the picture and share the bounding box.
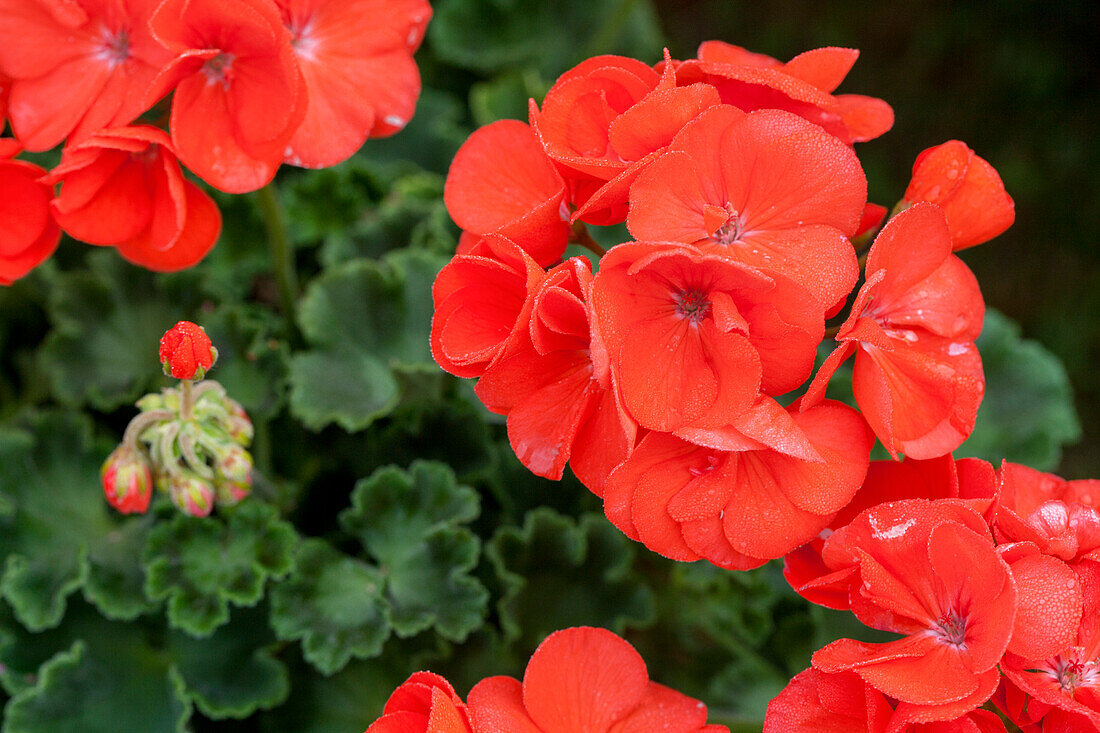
[710,204,743,245]
[674,289,711,324]
[930,609,968,647]
[287,17,319,60]
[97,27,131,68]
[1045,649,1100,694]
[202,52,235,88]
[688,454,721,477]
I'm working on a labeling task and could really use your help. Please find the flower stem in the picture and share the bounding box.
[254,182,299,325]
[570,221,606,257]
[179,379,195,421]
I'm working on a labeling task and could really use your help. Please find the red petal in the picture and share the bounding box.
[607,83,720,162]
[835,94,895,142]
[118,178,221,272]
[782,47,859,93]
[467,676,542,733]
[522,627,650,732]
[606,682,710,733]
[1003,551,1082,661]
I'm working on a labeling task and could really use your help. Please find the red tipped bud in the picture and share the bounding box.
[101,445,153,514]
[159,321,217,380]
[166,472,216,517]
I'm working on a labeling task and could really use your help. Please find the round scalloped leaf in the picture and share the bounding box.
[289,248,447,432]
[486,509,655,649]
[168,605,289,719]
[339,461,487,641]
[269,539,391,675]
[383,527,487,640]
[37,252,203,410]
[957,308,1082,470]
[142,502,296,637]
[0,412,154,630]
[340,461,479,564]
[3,640,191,732]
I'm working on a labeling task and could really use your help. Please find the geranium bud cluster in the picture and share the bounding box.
[364,626,729,733]
[0,0,432,282]
[433,42,1015,573]
[102,323,254,517]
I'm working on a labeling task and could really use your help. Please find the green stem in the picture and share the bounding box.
[179,379,195,421]
[570,221,606,257]
[254,182,299,325]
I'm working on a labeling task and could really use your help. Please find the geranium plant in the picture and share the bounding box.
[0,1,1094,732]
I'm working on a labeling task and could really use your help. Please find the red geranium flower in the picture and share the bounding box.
[626,104,865,313]
[45,126,220,271]
[276,0,431,168]
[783,455,997,611]
[764,667,1009,733]
[991,461,1100,564]
[430,235,545,379]
[0,139,61,284]
[813,500,1016,707]
[366,671,472,733]
[603,397,871,570]
[903,141,1015,250]
[474,257,637,495]
[530,53,721,225]
[0,0,170,151]
[444,119,570,267]
[802,203,986,459]
[466,626,728,732]
[1000,561,1100,729]
[590,241,824,433]
[674,41,894,145]
[146,0,306,193]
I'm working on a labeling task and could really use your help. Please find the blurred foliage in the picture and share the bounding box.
[0,0,1095,731]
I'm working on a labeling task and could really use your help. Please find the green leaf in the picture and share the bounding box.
[37,251,203,410]
[259,655,414,733]
[82,515,159,622]
[168,605,289,719]
[319,171,456,267]
[142,502,296,637]
[289,248,448,432]
[202,306,290,419]
[269,539,390,675]
[958,308,1081,470]
[340,461,488,641]
[485,509,655,650]
[470,70,548,127]
[0,412,152,630]
[430,0,665,77]
[3,640,191,733]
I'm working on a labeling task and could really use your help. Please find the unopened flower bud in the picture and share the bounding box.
[223,400,253,445]
[100,445,153,514]
[159,321,218,380]
[216,478,252,507]
[167,472,216,518]
[217,444,253,486]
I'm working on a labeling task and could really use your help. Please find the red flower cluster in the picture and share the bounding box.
[365,626,728,733]
[432,43,1015,571]
[770,456,1100,731]
[0,0,431,281]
